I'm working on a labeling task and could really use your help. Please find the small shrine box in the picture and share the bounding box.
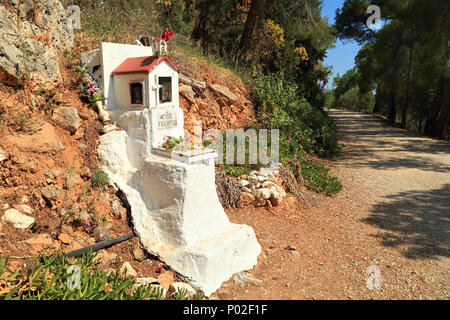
[111,55,180,110]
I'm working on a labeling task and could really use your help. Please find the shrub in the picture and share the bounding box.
[0,251,203,300]
[91,169,109,189]
[252,70,339,158]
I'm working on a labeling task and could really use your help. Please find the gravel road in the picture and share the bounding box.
[214,109,449,300]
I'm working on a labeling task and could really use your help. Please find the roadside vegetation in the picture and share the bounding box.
[331,0,449,141]
[63,0,343,197]
[0,251,203,300]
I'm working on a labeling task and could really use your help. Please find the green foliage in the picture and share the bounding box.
[91,169,110,189]
[252,70,339,158]
[332,68,375,112]
[335,0,450,139]
[221,164,251,178]
[0,251,203,300]
[161,136,183,151]
[284,153,342,195]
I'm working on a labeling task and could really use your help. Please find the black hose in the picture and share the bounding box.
[65,233,134,258]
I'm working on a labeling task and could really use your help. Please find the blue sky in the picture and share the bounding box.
[321,0,362,89]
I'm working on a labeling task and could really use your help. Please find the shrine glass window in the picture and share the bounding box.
[130,82,144,105]
[159,77,172,104]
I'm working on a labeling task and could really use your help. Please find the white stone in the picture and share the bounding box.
[255,188,271,200]
[119,262,137,277]
[15,204,33,215]
[262,181,276,189]
[0,148,7,162]
[2,209,35,229]
[257,175,268,183]
[102,124,116,134]
[239,179,250,188]
[135,277,159,287]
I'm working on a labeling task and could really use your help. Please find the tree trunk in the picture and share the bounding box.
[402,23,414,128]
[426,77,448,138]
[238,0,265,58]
[388,88,397,123]
[373,87,381,114]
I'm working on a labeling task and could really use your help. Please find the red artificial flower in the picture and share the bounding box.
[161,29,174,42]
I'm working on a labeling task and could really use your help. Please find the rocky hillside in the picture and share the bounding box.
[172,51,257,133]
[0,0,259,296]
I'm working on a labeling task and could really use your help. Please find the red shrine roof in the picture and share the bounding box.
[111,55,180,75]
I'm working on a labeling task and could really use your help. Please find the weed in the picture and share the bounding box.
[0,251,203,300]
[91,169,109,189]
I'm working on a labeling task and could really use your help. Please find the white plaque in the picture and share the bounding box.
[157,109,177,129]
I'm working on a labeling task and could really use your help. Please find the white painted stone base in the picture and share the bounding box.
[98,130,261,296]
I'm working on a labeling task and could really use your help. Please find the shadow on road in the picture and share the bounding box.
[329,109,450,173]
[363,184,450,260]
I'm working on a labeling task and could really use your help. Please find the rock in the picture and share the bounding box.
[58,233,71,245]
[52,107,81,134]
[262,181,276,189]
[64,173,83,189]
[0,148,7,162]
[45,170,62,180]
[119,262,137,277]
[135,277,159,287]
[2,203,9,210]
[233,272,262,286]
[21,195,29,203]
[94,250,118,268]
[157,271,175,290]
[74,128,85,140]
[93,227,110,243]
[169,282,196,297]
[179,84,195,103]
[79,211,92,223]
[1,209,35,229]
[8,122,64,153]
[40,187,60,202]
[241,192,255,206]
[255,188,271,200]
[81,49,101,70]
[21,234,54,252]
[242,187,252,193]
[27,161,38,173]
[11,154,26,165]
[210,84,238,104]
[290,251,300,258]
[102,124,116,134]
[78,144,88,151]
[14,204,33,215]
[257,175,268,183]
[239,180,250,188]
[0,0,74,86]
[132,240,146,261]
[79,167,91,178]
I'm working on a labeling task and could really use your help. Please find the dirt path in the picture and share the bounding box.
[213,109,450,300]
